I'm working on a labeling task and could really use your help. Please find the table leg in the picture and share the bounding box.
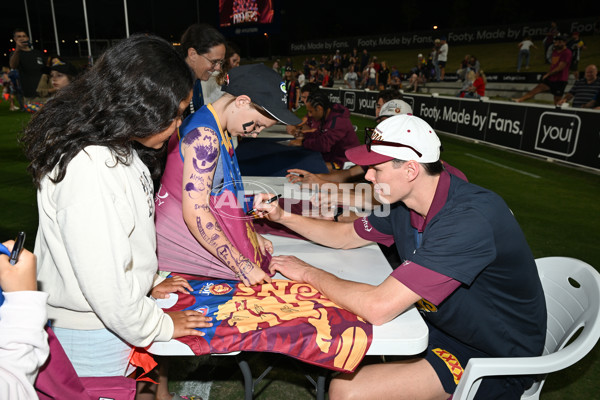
[316,374,327,400]
[236,356,254,400]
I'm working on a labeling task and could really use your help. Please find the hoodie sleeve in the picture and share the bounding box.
[0,291,50,400]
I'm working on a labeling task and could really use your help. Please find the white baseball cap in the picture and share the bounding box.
[346,114,441,165]
[377,99,413,121]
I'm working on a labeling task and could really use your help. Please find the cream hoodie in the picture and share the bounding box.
[35,146,172,347]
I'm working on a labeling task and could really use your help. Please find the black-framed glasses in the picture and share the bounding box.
[364,127,422,158]
[200,53,225,68]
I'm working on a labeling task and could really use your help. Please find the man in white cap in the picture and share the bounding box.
[286,99,465,212]
[376,98,412,122]
[256,114,547,399]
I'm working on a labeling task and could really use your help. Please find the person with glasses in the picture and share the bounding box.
[180,23,227,118]
[203,41,243,106]
[254,113,547,400]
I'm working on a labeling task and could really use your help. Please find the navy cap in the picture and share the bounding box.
[221,63,301,125]
[50,61,78,77]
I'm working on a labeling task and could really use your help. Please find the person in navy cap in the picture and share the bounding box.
[156,63,301,286]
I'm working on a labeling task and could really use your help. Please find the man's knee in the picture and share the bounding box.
[329,375,359,400]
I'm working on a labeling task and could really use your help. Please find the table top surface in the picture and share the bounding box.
[235,125,330,177]
[148,232,428,357]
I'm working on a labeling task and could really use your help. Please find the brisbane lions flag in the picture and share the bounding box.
[159,274,372,373]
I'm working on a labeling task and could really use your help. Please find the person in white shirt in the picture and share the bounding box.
[437,37,449,81]
[20,34,212,378]
[517,36,537,72]
[0,241,48,400]
[344,64,359,89]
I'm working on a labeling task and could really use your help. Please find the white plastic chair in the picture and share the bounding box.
[452,257,600,400]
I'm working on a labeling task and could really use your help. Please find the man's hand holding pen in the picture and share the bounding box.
[249,193,286,222]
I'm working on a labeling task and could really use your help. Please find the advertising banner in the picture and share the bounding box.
[320,88,599,171]
[289,18,597,54]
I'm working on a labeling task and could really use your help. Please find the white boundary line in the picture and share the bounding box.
[465,153,541,178]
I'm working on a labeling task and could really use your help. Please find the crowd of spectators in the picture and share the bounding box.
[265,24,599,108]
[284,48,418,92]
[281,35,460,94]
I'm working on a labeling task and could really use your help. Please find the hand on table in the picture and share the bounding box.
[151,275,193,299]
[286,169,328,186]
[286,124,299,136]
[269,255,315,283]
[167,310,213,339]
[311,190,340,211]
[236,258,272,287]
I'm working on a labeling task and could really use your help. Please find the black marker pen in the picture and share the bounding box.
[9,232,26,265]
[246,194,282,216]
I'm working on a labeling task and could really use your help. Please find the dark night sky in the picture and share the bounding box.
[2,0,598,64]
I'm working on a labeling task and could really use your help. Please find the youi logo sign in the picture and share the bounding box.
[344,91,356,111]
[535,112,581,157]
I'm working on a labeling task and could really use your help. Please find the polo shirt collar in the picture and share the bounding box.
[410,171,451,232]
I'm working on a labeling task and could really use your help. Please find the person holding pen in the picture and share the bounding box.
[253,114,546,400]
[20,34,212,379]
[0,239,49,400]
[155,63,301,286]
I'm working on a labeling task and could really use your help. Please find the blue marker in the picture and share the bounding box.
[0,243,7,307]
[0,243,9,257]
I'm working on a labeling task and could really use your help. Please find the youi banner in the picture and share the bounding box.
[320,87,600,171]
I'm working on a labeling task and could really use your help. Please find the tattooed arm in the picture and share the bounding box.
[180,127,271,286]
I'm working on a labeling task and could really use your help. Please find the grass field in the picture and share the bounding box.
[0,93,598,398]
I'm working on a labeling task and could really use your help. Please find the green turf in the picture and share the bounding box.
[0,104,37,240]
[1,96,598,398]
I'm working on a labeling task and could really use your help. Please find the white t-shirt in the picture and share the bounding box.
[519,40,534,51]
[438,43,448,62]
[344,71,358,88]
[35,145,173,347]
[202,72,224,105]
[369,67,377,79]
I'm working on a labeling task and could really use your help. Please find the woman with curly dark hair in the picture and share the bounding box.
[21,34,212,377]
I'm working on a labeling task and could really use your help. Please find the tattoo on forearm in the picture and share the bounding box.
[238,259,254,274]
[215,244,254,281]
[196,216,220,246]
